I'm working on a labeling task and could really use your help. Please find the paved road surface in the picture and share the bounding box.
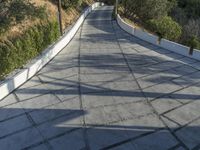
[1,6,200,150]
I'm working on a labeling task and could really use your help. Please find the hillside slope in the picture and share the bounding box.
[1,0,94,40]
[0,0,94,79]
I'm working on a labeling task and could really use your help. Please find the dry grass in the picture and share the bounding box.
[1,0,94,40]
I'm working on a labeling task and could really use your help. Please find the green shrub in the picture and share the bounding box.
[148,16,182,41]
[0,20,59,79]
[185,36,200,50]
[0,41,16,76]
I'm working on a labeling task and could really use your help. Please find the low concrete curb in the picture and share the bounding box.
[0,2,103,100]
[116,14,200,60]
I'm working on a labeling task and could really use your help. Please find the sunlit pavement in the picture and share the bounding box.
[1,6,200,150]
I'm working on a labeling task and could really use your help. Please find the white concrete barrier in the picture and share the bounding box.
[192,49,200,60]
[160,39,189,56]
[0,2,102,100]
[134,28,158,45]
[117,15,134,35]
[116,14,200,60]
[117,15,158,45]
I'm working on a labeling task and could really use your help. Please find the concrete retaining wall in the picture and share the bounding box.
[117,15,158,45]
[116,14,200,60]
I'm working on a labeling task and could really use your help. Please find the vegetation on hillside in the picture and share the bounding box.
[0,0,46,35]
[171,0,200,49]
[0,0,94,79]
[100,0,115,5]
[116,0,200,50]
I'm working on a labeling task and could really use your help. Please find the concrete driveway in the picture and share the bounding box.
[1,6,200,150]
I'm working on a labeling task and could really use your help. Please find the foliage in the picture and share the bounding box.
[185,36,200,49]
[177,0,200,18]
[61,0,82,9]
[0,20,59,79]
[0,0,46,35]
[181,19,200,49]
[50,0,83,10]
[171,0,200,49]
[148,16,182,41]
[170,7,187,25]
[182,19,200,40]
[100,0,115,5]
[121,0,175,20]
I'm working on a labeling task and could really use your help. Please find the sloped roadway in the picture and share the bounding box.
[1,5,200,150]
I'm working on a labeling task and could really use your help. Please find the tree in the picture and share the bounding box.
[121,0,175,20]
[177,0,200,18]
